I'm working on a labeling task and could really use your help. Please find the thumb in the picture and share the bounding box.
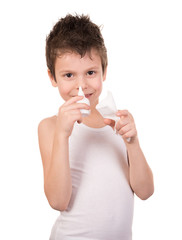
[104,118,116,129]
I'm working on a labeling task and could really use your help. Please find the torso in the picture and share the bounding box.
[49,120,134,240]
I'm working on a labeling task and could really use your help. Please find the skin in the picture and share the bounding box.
[49,49,107,129]
[38,49,154,211]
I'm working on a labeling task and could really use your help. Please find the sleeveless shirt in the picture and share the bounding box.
[50,122,134,240]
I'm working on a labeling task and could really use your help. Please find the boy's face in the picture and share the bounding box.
[48,49,107,109]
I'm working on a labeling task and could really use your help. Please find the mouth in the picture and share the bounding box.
[85,93,93,98]
[71,93,93,98]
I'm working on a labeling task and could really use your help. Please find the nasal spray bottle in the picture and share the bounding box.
[77,86,91,117]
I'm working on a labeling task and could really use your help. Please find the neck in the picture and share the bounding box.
[82,109,106,128]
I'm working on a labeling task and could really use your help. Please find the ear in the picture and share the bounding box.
[103,67,107,82]
[47,69,57,87]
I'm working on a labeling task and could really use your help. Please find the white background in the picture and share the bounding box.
[0,0,182,239]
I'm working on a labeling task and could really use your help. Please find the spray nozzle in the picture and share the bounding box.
[78,86,85,97]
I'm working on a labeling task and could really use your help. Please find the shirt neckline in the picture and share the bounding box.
[75,121,113,132]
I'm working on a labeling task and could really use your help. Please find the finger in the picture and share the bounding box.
[117,124,131,136]
[123,129,137,140]
[76,113,83,124]
[69,111,83,124]
[62,102,90,112]
[73,102,90,110]
[104,119,116,128]
[116,110,129,117]
[64,96,84,106]
[116,118,129,130]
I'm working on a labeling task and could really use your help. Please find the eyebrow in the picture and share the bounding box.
[59,66,100,74]
[59,70,75,74]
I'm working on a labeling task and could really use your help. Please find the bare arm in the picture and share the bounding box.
[104,110,154,200]
[126,138,154,200]
[38,119,72,211]
[38,96,90,211]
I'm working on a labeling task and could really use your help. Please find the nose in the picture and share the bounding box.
[76,76,88,90]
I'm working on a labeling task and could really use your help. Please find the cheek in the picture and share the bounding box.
[95,84,103,97]
[91,76,103,90]
[57,82,72,100]
[94,79,103,97]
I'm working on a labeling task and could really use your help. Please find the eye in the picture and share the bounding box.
[87,71,95,76]
[65,73,73,78]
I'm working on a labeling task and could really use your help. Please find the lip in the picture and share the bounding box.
[85,93,93,98]
[71,93,93,98]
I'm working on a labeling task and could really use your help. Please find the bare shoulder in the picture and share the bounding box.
[38,115,57,176]
[38,115,57,149]
[38,115,57,136]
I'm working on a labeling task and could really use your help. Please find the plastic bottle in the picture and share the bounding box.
[77,86,91,117]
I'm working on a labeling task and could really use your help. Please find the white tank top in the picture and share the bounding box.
[50,122,134,240]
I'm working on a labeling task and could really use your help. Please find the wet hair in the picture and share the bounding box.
[46,14,108,81]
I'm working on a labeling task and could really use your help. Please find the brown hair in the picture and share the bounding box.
[46,14,108,82]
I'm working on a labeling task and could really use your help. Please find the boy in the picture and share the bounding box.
[38,14,154,240]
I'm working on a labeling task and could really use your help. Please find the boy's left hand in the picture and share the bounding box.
[104,110,138,143]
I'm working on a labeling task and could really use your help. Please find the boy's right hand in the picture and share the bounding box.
[56,96,90,138]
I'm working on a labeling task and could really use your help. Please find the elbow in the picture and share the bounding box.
[138,191,154,200]
[48,200,68,211]
[44,188,70,211]
[136,186,154,200]
[46,193,69,211]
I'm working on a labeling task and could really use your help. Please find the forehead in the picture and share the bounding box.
[55,49,102,71]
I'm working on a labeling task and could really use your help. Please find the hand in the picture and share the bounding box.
[104,110,138,143]
[56,96,90,138]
